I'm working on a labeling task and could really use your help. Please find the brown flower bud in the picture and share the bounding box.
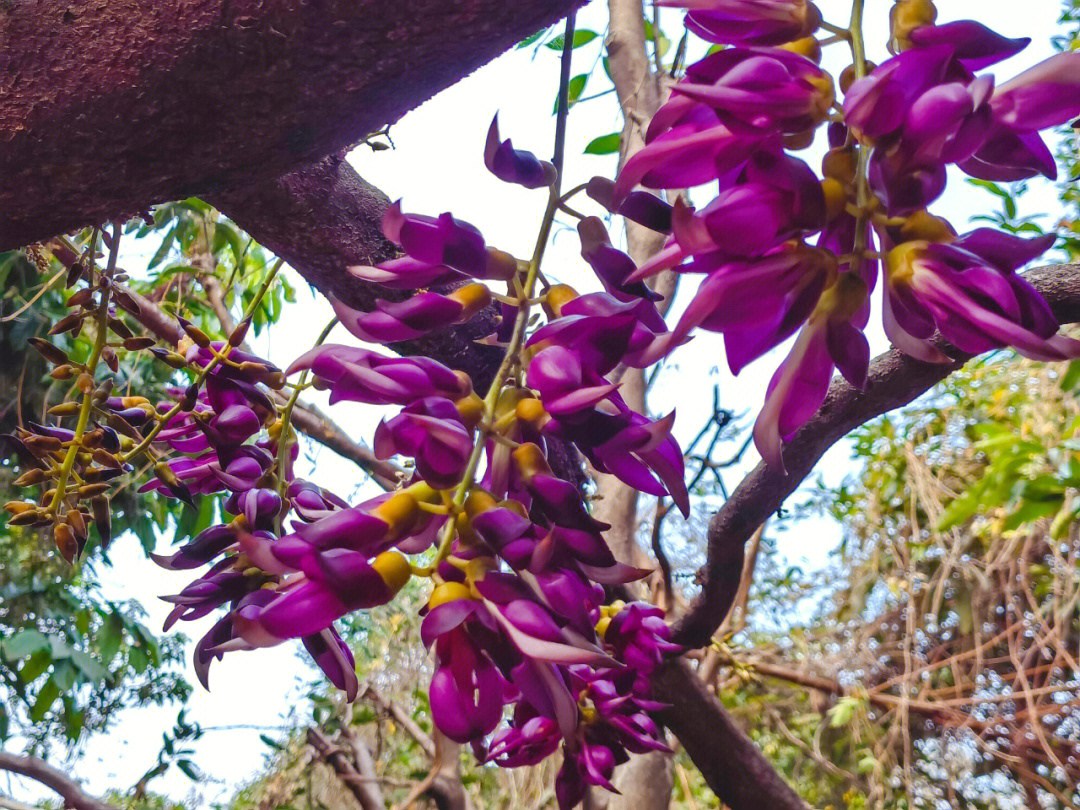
[67,288,94,308]
[13,469,48,487]
[54,523,79,563]
[66,508,88,540]
[76,482,110,498]
[48,401,83,417]
[50,364,76,380]
[179,317,212,348]
[49,312,86,336]
[76,373,95,394]
[107,317,134,340]
[229,316,252,348]
[122,336,156,351]
[102,347,119,373]
[8,508,46,527]
[28,337,70,366]
[4,500,35,515]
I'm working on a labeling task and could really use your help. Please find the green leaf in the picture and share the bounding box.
[71,650,108,683]
[52,659,78,692]
[19,649,52,684]
[98,611,125,665]
[584,133,621,155]
[1062,360,1080,392]
[1003,497,1062,531]
[554,74,589,113]
[30,677,61,723]
[3,629,50,661]
[176,759,201,781]
[516,28,548,49]
[545,30,599,50]
[259,734,284,750]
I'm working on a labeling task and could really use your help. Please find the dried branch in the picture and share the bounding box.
[305,726,385,810]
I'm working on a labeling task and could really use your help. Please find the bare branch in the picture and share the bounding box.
[0,751,117,810]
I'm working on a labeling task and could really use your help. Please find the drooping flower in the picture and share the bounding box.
[330,283,492,344]
[373,397,474,489]
[657,0,822,47]
[485,116,558,189]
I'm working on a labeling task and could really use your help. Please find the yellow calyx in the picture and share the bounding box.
[455,391,485,430]
[890,0,937,52]
[595,616,612,639]
[428,580,474,609]
[543,284,579,319]
[464,488,499,520]
[515,397,549,428]
[895,210,955,245]
[372,492,419,537]
[511,442,550,481]
[373,551,412,594]
[449,283,494,318]
[779,36,822,64]
[821,178,848,222]
[886,240,929,285]
[485,248,519,282]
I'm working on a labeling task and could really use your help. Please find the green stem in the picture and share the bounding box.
[420,11,578,576]
[275,315,338,503]
[848,0,871,276]
[49,286,111,514]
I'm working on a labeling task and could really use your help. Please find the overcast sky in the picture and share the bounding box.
[4,2,1070,806]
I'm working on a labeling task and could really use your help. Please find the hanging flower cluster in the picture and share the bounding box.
[8,3,1080,806]
[627,0,1080,468]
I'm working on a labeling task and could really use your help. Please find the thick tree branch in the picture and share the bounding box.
[652,660,806,810]
[0,751,117,810]
[671,262,1080,650]
[0,0,582,251]
[306,726,385,810]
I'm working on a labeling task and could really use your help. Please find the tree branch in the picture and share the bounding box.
[671,262,1080,649]
[0,751,117,810]
[1,0,582,251]
[306,726,385,810]
[652,660,806,810]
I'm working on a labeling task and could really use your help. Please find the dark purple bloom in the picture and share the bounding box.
[577,217,663,301]
[485,116,558,189]
[303,627,359,701]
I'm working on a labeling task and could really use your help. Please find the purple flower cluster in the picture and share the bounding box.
[615,0,1080,468]
[146,116,687,809]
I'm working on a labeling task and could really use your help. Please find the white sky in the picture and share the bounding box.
[4,1,1070,806]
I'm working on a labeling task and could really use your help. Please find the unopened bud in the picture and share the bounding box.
[123,336,156,351]
[54,523,79,563]
[13,469,48,487]
[49,312,86,336]
[48,401,82,417]
[76,373,95,394]
[50,364,76,380]
[28,337,70,366]
[178,317,211,348]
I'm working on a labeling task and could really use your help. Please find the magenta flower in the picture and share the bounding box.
[485,116,557,189]
[754,272,871,470]
[373,397,473,489]
[288,345,469,406]
[302,628,359,701]
[577,217,663,301]
[884,231,1080,364]
[657,0,821,47]
[670,46,834,135]
[331,282,492,344]
[586,177,673,234]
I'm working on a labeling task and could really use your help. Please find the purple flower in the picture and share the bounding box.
[657,0,822,47]
[884,232,1080,364]
[670,46,834,135]
[753,271,871,469]
[430,625,507,743]
[526,346,619,418]
[373,397,473,489]
[577,217,663,302]
[152,524,238,570]
[485,116,558,189]
[601,602,682,676]
[586,177,673,234]
[330,283,492,344]
[288,345,470,407]
[303,628,359,701]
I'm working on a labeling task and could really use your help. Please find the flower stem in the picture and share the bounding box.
[420,10,578,576]
[275,315,338,502]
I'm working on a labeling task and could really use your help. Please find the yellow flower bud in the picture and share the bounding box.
[428,581,474,610]
[448,283,493,319]
[779,36,822,64]
[372,551,411,594]
[543,284,579,319]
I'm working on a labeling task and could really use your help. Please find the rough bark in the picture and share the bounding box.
[0,0,581,251]
[306,726,384,810]
[209,155,507,392]
[671,262,1080,649]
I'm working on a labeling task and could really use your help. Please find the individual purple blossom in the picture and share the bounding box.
[656,0,822,47]
[602,603,681,677]
[668,46,835,135]
[429,624,507,743]
[330,282,492,344]
[373,397,473,489]
[753,270,871,470]
[884,231,1080,364]
[302,627,359,701]
[577,217,663,302]
[485,116,557,189]
[288,344,470,406]
[586,177,673,234]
